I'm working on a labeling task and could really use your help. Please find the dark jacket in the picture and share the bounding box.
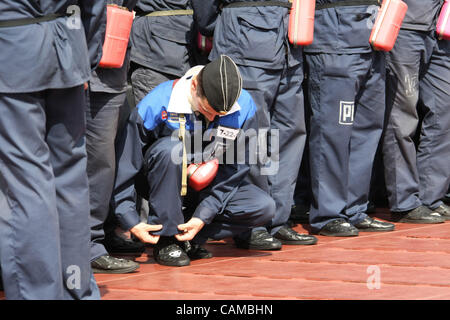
[304,0,381,54]
[0,0,106,93]
[90,0,138,93]
[130,0,195,77]
[401,0,443,31]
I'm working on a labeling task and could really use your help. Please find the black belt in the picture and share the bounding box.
[0,13,64,28]
[316,0,380,10]
[224,1,292,9]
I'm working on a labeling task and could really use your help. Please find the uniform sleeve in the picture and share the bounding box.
[193,106,260,224]
[191,0,221,36]
[79,0,107,71]
[112,108,152,231]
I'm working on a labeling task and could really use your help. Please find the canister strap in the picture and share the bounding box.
[0,13,64,28]
[224,1,292,9]
[145,9,193,17]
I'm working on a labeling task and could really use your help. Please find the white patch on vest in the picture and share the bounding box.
[216,126,239,140]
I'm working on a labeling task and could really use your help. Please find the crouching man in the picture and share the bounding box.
[112,55,275,266]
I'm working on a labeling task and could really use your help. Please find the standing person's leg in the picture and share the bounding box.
[345,52,394,232]
[86,91,123,260]
[417,36,450,213]
[238,65,277,194]
[232,66,282,250]
[46,87,100,299]
[346,52,385,221]
[306,53,362,236]
[86,90,141,273]
[0,91,64,300]
[268,62,308,236]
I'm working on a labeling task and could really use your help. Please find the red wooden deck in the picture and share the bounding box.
[95,208,450,300]
[1,208,449,301]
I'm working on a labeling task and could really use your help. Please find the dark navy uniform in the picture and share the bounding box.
[112,67,275,243]
[87,0,138,262]
[0,0,105,299]
[191,0,307,237]
[130,0,196,103]
[304,0,386,232]
[382,0,450,212]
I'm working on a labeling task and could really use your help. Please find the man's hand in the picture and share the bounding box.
[130,222,163,244]
[175,217,205,241]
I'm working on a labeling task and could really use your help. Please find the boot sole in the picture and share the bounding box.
[155,260,191,267]
[318,231,359,237]
[396,218,445,224]
[356,227,395,232]
[235,244,282,251]
[277,238,318,245]
[92,265,139,274]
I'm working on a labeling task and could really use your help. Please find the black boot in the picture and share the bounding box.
[391,206,445,224]
[153,237,190,267]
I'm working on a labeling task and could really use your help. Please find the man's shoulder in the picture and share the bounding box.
[236,89,257,116]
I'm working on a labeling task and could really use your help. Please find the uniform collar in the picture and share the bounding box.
[167,66,241,116]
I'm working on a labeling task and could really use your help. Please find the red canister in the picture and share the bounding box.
[197,32,213,54]
[437,0,450,40]
[98,5,134,68]
[288,0,316,46]
[187,158,219,191]
[369,0,408,51]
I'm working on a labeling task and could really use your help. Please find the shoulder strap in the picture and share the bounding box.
[178,114,188,196]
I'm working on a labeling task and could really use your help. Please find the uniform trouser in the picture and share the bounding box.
[382,30,450,212]
[305,52,386,232]
[239,62,306,235]
[86,91,127,261]
[142,137,275,242]
[0,87,100,300]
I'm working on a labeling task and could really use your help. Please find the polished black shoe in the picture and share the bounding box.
[391,205,445,224]
[354,216,395,232]
[184,241,213,260]
[274,226,317,245]
[91,255,140,274]
[290,204,310,223]
[432,204,450,221]
[234,230,282,250]
[318,219,359,237]
[153,242,190,267]
[104,233,145,256]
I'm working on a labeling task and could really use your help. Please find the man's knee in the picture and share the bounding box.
[145,137,182,168]
[252,192,276,227]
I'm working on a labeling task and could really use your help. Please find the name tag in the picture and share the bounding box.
[216,126,239,140]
